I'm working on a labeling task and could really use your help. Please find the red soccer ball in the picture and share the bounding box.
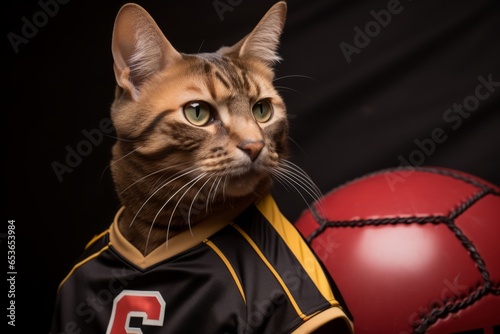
[294,167,500,334]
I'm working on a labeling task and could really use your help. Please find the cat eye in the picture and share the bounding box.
[252,99,273,123]
[183,101,213,126]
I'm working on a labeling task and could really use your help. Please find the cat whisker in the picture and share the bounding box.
[271,160,325,215]
[188,175,215,233]
[212,176,223,204]
[165,173,208,246]
[272,73,317,96]
[271,168,313,210]
[130,167,202,228]
[145,171,204,253]
[273,74,317,82]
[270,170,293,193]
[279,170,324,213]
[104,134,138,142]
[274,85,303,95]
[287,136,308,157]
[197,39,205,53]
[222,174,229,202]
[147,162,193,195]
[205,176,220,214]
[120,162,189,195]
[99,146,142,184]
[280,160,324,201]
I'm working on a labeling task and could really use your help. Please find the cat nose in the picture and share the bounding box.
[238,140,264,161]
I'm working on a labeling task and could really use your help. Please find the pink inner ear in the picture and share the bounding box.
[111,3,181,98]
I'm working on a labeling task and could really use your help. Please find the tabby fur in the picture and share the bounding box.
[109,2,320,255]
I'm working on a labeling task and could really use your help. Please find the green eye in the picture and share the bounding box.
[252,99,273,123]
[183,101,212,126]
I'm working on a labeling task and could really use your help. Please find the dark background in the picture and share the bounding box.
[5,0,499,332]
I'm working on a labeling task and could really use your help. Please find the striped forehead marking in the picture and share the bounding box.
[195,56,261,100]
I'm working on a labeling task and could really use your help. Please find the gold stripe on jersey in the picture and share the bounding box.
[204,239,246,304]
[255,194,336,305]
[292,307,354,334]
[232,223,307,320]
[84,229,109,250]
[58,245,110,291]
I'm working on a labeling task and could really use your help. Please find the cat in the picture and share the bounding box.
[51,2,353,333]
[110,0,291,255]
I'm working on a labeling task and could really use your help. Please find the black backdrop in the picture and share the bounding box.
[5,0,499,332]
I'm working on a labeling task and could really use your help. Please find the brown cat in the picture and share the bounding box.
[51,2,353,333]
[111,1,304,255]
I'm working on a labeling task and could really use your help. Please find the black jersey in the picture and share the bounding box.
[51,194,353,333]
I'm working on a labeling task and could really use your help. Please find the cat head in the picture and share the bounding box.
[109,2,290,237]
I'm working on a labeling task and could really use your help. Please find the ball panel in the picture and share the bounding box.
[455,194,500,283]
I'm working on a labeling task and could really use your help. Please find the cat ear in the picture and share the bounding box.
[111,3,181,100]
[219,1,287,65]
